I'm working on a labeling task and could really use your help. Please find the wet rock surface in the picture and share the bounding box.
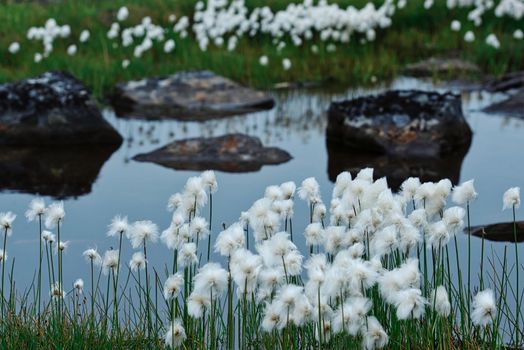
[133,133,292,172]
[326,140,467,190]
[483,71,524,92]
[404,57,480,77]
[326,90,472,157]
[0,71,122,145]
[469,221,524,243]
[111,71,275,121]
[483,90,524,118]
[0,144,119,199]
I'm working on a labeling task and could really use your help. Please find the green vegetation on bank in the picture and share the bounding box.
[0,0,522,97]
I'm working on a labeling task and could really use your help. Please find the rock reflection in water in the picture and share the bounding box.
[0,145,119,199]
[326,140,470,189]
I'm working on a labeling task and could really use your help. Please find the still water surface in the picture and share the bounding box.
[0,77,522,292]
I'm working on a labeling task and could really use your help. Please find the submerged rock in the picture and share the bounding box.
[111,71,275,120]
[469,222,524,243]
[0,144,118,199]
[404,57,480,77]
[326,90,472,157]
[326,140,468,190]
[483,90,524,118]
[133,134,292,172]
[483,71,524,92]
[0,71,122,145]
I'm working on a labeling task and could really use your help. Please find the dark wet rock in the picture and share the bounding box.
[327,90,472,157]
[111,71,275,121]
[483,90,524,118]
[0,144,118,199]
[327,140,468,190]
[133,133,291,172]
[469,222,524,243]
[483,71,524,92]
[0,71,122,145]
[404,57,480,77]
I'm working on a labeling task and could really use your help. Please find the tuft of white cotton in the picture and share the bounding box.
[0,212,16,235]
[83,248,102,265]
[44,201,65,228]
[164,319,186,348]
[431,286,451,317]
[362,316,389,350]
[25,198,46,221]
[231,248,263,294]
[34,53,43,63]
[214,223,245,256]
[486,33,500,49]
[129,251,146,271]
[8,42,20,54]
[190,216,209,240]
[443,206,465,234]
[187,292,210,318]
[401,177,421,202]
[472,289,496,327]
[102,250,119,275]
[42,231,56,244]
[0,249,7,263]
[117,6,129,21]
[67,44,77,56]
[514,29,524,40]
[122,59,130,69]
[193,262,228,297]
[73,279,84,292]
[79,30,90,43]
[282,58,292,70]
[304,223,324,247]
[108,215,130,238]
[130,220,158,248]
[391,288,427,319]
[451,20,461,31]
[164,39,175,53]
[280,181,296,199]
[464,31,475,42]
[503,187,520,210]
[259,55,269,66]
[163,273,184,300]
[178,242,198,268]
[50,282,65,299]
[201,170,218,193]
[298,177,321,204]
[452,180,477,205]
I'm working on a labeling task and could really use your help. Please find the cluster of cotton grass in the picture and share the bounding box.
[7,0,523,70]
[0,169,521,348]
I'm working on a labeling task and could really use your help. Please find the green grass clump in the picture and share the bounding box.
[0,0,522,98]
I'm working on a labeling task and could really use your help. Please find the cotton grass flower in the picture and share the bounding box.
[117,6,129,21]
[44,201,65,228]
[83,248,102,265]
[108,215,130,238]
[214,223,245,256]
[73,278,84,292]
[452,180,477,205]
[25,198,46,221]
[503,187,520,210]
[451,20,461,31]
[130,220,159,248]
[193,262,228,298]
[486,33,500,49]
[0,250,7,263]
[8,42,20,54]
[164,39,175,53]
[472,289,496,327]
[163,273,184,300]
[259,55,269,66]
[282,58,292,70]
[79,30,90,42]
[178,242,198,268]
[464,31,475,42]
[431,286,451,317]
[515,29,524,39]
[164,319,186,348]
[102,250,119,275]
[362,316,388,350]
[67,44,77,56]
[50,282,64,299]
[129,251,146,271]
[42,231,56,244]
[0,212,16,235]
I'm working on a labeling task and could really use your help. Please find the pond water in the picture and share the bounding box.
[0,77,523,296]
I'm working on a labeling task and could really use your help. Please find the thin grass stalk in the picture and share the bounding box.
[1,228,8,318]
[208,192,213,262]
[513,204,520,347]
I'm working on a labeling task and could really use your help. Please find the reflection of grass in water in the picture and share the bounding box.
[0,172,522,348]
[0,0,523,98]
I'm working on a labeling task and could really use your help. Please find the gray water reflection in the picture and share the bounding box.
[0,77,523,316]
